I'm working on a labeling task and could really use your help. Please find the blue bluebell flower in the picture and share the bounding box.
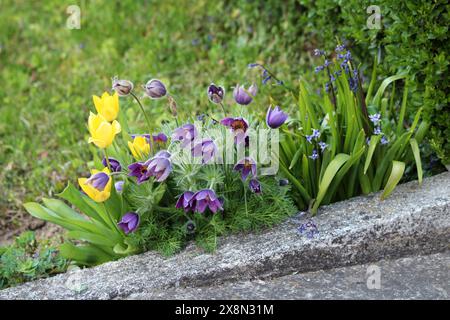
[306,129,320,143]
[313,49,324,56]
[381,136,389,145]
[318,141,328,151]
[335,44,346,52]
[298,219,319,239]
[262,76,272,85]
[309,149,319,160]
[369,113,381,124]
[374,127,382,135]
[315,65,324,73]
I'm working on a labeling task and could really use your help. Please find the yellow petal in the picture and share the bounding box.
[94,121,114,148]
[93,95,103,115]
[78,178,98,201]
[88,112,105,135]
[128,140,138,159]
[111,120,121,135]
[101,91,110,99]
[113,91,119,113]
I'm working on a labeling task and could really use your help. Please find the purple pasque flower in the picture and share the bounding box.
[115,180,124,193]
[117,212,140,234]
[207,83,225,104]
[144,79,167,99]
[175,191,195,212]
[146,150,172,182]
[266,105,288,129]
[220,117,249,144]
[191,138,217,164]
[309,149,319,160]
[233,84,257,105]
[318,141,328,151]
[128,161,152,184]
[152,132,167,143]
[234,157,257,181]
[190,189,223,214]
[85,172,110,191]
[102,157,121,172]
[249,178,262,194]
[369,113,381,125]
[172,124,198,148]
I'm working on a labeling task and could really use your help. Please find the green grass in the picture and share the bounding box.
[0,0,301,219]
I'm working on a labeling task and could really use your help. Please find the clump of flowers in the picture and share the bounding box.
[25,75,296,266]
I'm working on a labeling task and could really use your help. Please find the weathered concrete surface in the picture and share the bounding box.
[128,252,450,300]
[1,172,449,300]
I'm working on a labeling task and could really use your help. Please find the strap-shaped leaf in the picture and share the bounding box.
[364,135,381,174]
[312,153,350,214]
[381,161,405,200]
[58,182,104,223]
[371,74,407,108]
[60,243,114,266]
[67,231,117,247]
[289,149,302,170]
[409,138,423,185]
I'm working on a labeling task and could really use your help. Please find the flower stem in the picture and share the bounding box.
[104,149,112,172]
[219,101,226,115]
[130,92,152,133]
[103,202,121,234]
[243,181,248,215]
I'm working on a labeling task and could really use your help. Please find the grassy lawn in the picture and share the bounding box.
[0,0,310,237]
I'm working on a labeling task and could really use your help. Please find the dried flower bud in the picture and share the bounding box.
[111,76,134,96]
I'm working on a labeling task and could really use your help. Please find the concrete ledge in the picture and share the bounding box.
[127,252,450,300]
[1,172,449,300]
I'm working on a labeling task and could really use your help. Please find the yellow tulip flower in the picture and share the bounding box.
[88,112,121,149]
[78,167,112,202]
[128,135,151,159]
[93,91,120,122]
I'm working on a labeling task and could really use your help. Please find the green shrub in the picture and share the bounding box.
[0,231,68,289]
[222,0,450,164]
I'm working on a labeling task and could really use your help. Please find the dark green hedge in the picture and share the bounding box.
[221,0,449,164]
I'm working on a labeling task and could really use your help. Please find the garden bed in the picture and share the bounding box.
[1,171,448,300]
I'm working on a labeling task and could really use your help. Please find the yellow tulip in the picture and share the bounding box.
[88,112,121,149]
[78,167,112,202]
[93,92,120,122]
[128,135,151,160]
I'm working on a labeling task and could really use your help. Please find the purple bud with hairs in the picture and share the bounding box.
[117,212,140,234]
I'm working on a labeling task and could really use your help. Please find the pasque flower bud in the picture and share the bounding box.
[144,79,167,99]
[112,76,134,96]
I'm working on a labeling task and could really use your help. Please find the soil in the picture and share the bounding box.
[0,208,63,246]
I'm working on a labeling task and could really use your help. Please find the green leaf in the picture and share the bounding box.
[58,183,104,223]
[381,161,405,200]
[311,153,350,214]
[67,231,117,247]
[289,149,302,170]
[396,78,408,135]
[409,139,423,185]
[60,243,114,266]
[372,73,407,108]
[364,135,381,174]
